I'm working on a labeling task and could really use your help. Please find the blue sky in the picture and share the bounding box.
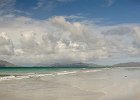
[13,0,140,24]
[1,0,140,65]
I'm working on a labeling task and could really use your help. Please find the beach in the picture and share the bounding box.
[0,67,140,100]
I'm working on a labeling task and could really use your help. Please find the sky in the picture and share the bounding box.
[0,0,140,66]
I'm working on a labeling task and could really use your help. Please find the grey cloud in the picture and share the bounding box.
[0,32,14,55]
[131,26,140,48]
[20,32,39,54]
[101,26,133,36]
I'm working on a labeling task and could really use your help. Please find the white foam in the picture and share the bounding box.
[15,75,30,79]
[82,69,102,73]
[57,71,78,75]
[0,73,55,81]
[29,74,55,77]
[0,76,16,81]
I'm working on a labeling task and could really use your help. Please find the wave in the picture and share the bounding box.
[56,71,78,75]
[0,69,103,81]
[82,69,102,73]
[0,73,55,81]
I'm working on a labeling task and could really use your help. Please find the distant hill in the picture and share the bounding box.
[112,62,140,67]
[37,62,101,67]
[0,60,16,67]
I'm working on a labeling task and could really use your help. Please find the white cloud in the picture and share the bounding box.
[0,15,140,65]
[103,0,115,7]
[56,0,75,2]
[33,0,44,9]
[0,0,16,15]
[106,0,115,6]
[34,0,76,11]
[0,0,31,16]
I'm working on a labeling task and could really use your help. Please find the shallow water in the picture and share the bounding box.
[0,67,140,100]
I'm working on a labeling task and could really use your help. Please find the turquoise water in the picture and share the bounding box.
[0,67,83,74]
[0,67,104,81]
[0,67,101,75]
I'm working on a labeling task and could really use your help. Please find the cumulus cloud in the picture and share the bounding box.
[0,15,140,65]
[0,32,14,55]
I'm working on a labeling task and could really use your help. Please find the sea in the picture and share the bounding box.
[0,67,100,80]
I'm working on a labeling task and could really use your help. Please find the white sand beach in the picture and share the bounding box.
[0,67,140,100]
